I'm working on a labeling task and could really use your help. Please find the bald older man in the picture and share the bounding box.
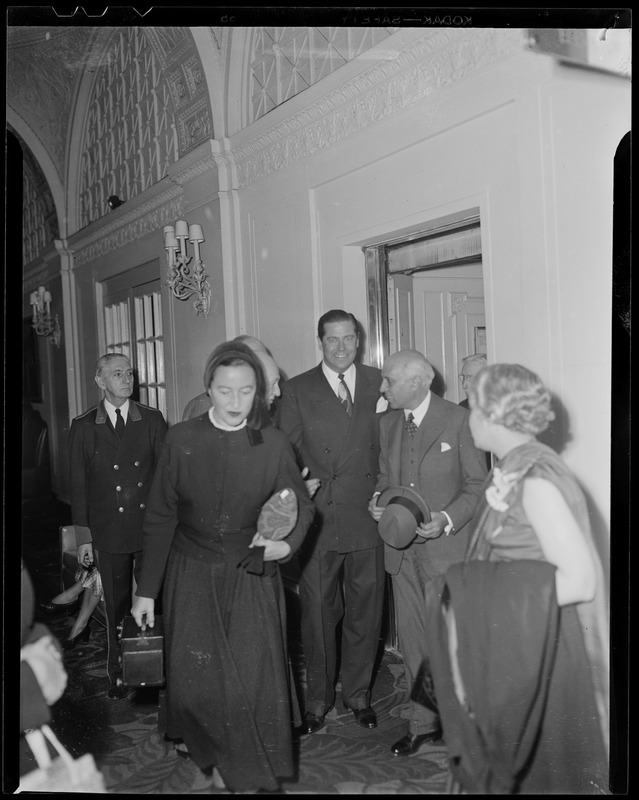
[368,349,487,756]
[182,336,281,420]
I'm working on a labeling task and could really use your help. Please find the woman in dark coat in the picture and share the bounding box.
[132,341,314,793]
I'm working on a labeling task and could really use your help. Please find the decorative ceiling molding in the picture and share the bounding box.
[233,28,522,187]
[70,184,184,267]
[169,153,220,185]
[7,27,91,176]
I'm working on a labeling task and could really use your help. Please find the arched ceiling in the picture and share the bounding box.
[7,26,97,181]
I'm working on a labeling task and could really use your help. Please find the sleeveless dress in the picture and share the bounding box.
[465,440,609,794]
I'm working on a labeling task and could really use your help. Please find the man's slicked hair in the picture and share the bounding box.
[317,309,359,339]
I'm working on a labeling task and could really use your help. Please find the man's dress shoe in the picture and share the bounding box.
[302,713,326,734]
[391,730,443,756]
[349,706,377,729]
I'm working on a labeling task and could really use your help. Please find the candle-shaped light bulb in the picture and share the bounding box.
[44,291,52,313]
[163,225,175,246]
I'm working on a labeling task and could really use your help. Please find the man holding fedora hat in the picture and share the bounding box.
[368,349,487,756]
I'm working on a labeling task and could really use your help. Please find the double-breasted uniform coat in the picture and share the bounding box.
[69,399,167,680]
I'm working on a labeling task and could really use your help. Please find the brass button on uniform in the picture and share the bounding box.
[137,482,143,488]
[114,464,119,470]
[116,485,122,492]
[134,461,140,466]
[139,503,145,509]
[118,507,124,513]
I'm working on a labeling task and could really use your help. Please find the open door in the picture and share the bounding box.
[387,272,415,354]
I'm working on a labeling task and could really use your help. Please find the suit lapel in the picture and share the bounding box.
[415,394,449,463]
[385,411,405,485]
[337,365,378,468]
[307,364,379,469]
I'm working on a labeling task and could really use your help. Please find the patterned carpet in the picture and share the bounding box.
[19,497,450,794]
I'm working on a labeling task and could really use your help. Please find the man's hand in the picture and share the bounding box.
[368,495,384,521]
[77,543,93,567]
[415,511,448,540]
[131,596,155,630]
[301,467,321,499]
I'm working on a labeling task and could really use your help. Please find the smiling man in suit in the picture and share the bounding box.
[368,349,487,756]
[278,310,386,734]
[69,353,167,697]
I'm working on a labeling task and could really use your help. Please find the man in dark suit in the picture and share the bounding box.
[278,310,386,734]
[369,349,487,756]
[69,353,167,698]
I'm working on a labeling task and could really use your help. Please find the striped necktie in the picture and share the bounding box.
[404,412,417,437]
[338,374,353,417]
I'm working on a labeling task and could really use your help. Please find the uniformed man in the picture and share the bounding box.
[69,353,167,698]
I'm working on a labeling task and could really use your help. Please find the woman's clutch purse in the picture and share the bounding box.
[256,488,299,540]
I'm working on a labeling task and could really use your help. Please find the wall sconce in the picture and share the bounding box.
[164,220,211,317]
[30,285,61,347]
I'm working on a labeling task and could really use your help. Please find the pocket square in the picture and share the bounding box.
[440,442,451,452]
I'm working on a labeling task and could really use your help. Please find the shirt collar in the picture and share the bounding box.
[405,391,431,427]
[322,361,356,396]
[104,398,130,426]
[208,407,247,432]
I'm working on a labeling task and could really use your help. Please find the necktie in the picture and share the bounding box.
[115,407,126,437]
[405,412,418,437]
[338,373,353,417]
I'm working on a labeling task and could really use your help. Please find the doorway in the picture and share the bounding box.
[364,211,486,402]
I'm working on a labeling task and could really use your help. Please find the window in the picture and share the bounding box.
[102,263,166,418]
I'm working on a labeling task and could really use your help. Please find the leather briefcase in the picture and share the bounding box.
[120,615,165,687]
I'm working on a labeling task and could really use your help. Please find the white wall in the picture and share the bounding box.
[229,30,630,561]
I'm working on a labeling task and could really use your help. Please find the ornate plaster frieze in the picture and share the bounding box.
[71,185,184,268]
[233,28,522,187]
[170,152,221,186]
[179,96,215,153]
[145,26,190,70]
[23,266,57,295]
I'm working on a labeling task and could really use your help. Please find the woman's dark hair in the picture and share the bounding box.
[203,341,270,430]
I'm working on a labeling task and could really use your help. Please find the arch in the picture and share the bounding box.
[65,27,114,234]
[191,27,225,139]
[66,26,214,230]
[224,27,254,137]
[7,111,66,240]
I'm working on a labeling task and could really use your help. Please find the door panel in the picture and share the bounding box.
[387,273,415,354]
[412,272,485,402]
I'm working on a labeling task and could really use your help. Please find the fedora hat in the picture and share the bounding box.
[377,486,431,549]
